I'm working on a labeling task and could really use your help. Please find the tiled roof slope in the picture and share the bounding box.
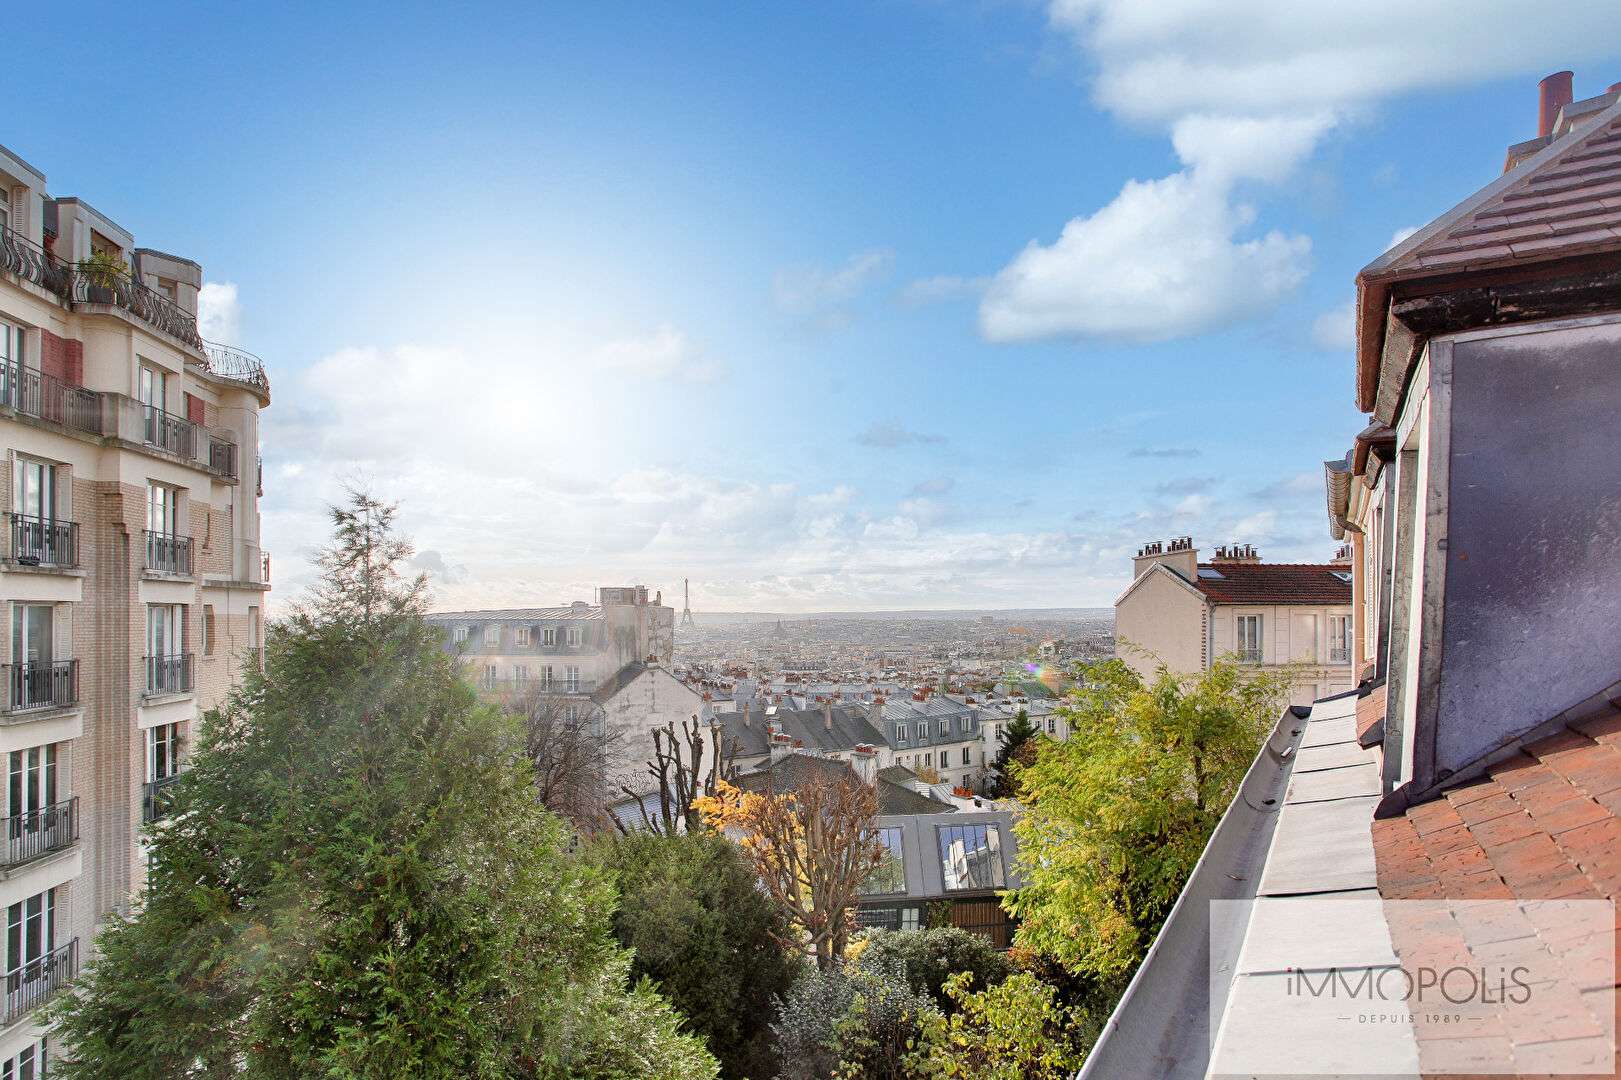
[1374,96,1621,280]
[1372,707,1621,1076]
[1191,563,1351,606]
[426,606,603,622]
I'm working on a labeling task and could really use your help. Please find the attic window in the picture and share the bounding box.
[1330,571,1352,583]
[1197,567,1225,579]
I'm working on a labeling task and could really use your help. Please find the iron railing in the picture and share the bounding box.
[4,660,78,712]
[1237,648,1263,664]
[6,513,78,568]
[1328,646,1351,664]
[140,403,197,457]
[0,797,78,867]
[145,530,193,575]
[0,224,71,296]
[145,653,193,696]
[0,361,102,434]
[68,266,202,348]
[201,340,270,395]
[3,938,78,1024]
[208,434,239,478]
[143,774,182,823]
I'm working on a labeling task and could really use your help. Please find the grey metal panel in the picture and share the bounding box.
[1434,319,1621,781]
[1285,761,1382,804]
[1075,707,1302,1080]
[1299,715,1357,749]
[1209,970,1420,1079]
[1258,795,1379,896]
[1232,891,1394,975]
[1293,740,1371,772]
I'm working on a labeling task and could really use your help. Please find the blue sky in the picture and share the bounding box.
[12,2,1621,611]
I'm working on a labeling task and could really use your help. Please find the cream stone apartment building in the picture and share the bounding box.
[0,143,269,1071]
[1113,537,1354,705]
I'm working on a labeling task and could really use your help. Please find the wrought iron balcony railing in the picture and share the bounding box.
[145,653,193,696]
[0,224,71,296]
[1328,647,1351,664]
[208,434,239,478]
[0,361,102,435]
[0,797,78,867]
[68,265,202,348]
[141,403,197,457]
[200,340,270,395]
[4,659,79,712]
[1236,648,1264,664]
[143,774,182,823]
[3,938,78,1024]
[146,531,193,575]
[6,513,78,568]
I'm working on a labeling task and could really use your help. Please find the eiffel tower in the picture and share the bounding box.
[680,577,695,628]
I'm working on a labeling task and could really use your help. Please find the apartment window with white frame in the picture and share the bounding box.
[4,887,57,1014]
[147,723,181,783]
[483,664,498,686]
[539,665,554,691]
[895,723,908,742]
[566,626,582,647]
[937,719,947,736]
[1328,614,1352,664]
[515,628,531,647]
[483,626,501,648]
[1236,615,1263,663]
[564,665,580,693]
[961,747,970,766]
[1,1037,46,1079]
[542,627,556,646]
[452,626,469,644]
[1047,717,1056,735]
[513,665,529,683]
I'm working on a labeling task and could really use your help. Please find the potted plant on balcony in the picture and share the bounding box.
[76,249,129,304]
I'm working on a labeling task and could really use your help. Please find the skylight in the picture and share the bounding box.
[1197,567,1225,579]
[1331,571,1352,583]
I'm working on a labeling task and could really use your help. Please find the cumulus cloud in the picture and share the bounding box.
[1311,300,1355,350]
[977,0,1621,344]
[774,249,894,326]
[197,281,241,343]
[595,324,725,382]
[854,421,946,448]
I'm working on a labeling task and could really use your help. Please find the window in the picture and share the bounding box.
[7,744,59,828]
[1236,615,1263,663]
[146,604,188,693]
[483,664,498,686]
[12,457,56,524]
[483,626,501,648]
[860,827,906,895]
[895,723,908,742]
[147,482,179,536]
[1328,615,1352,664]
[5,888,56,1010]
[147,723,181,782]
[515,628,531,647]
[937,823,1005,891]
[514,665,529,682]
[1047,717,1056,735]
[138,364,168,413]
[564,704,581,723]
[923,752,933,768]
[566,626,582,647]
[564,665,581,693]
[542,627,556,646]
[961,747,971,766]
[900,907,920,931]
[937,719,947,737]
[201,605,215,656]
[1,1038,47,1080]
[452,626,469,644]
[539,666,554,691]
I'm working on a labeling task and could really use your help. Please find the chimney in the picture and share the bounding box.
[851,744,878,786]
[1539,70,1574,138]
[1133,536,1198,582]
[769,732,793,764]
[1210,543,1261,564]
[823,698,833,731]
[741,700,751,727]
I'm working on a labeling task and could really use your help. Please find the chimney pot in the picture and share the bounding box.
[1539,70,1574,138]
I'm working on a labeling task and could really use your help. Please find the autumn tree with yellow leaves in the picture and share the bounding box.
[696,769,887,970]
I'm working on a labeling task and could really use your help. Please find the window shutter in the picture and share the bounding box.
[185,392,206,426]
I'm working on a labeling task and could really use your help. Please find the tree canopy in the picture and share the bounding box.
[49,492,716,1080]
[1004,657,1290,977]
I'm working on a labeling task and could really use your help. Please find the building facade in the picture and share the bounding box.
[1114,537,1355,705]
[0,143,270,1068]
[427,585,675,712]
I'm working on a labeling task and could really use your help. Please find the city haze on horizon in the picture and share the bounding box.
[12,4,1621,615]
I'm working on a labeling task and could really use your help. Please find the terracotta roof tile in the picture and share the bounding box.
[1190,562,1351,605]
[1372,723,1621,1075]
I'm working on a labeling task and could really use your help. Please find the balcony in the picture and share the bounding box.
[143,774,182,823]
[4,659,78,712]
[0,224,71,298]
[0,361,101,436]
[68,264,202,349]
[145,653,193,696]
[208,434,238,479]
[0,797,79,868]
[200,341,271,397]
[1328,647,1351,664]
[1236,649,1263,664]
[146,531,193,575]
[2,939,78,1024]
[141,403,197,458]
[5,513,78,568]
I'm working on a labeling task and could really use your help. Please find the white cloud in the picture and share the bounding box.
[197,282,241,343]
[899,274,990,307]
[774,249,894,322]
[595,324,725,382]
[1311,299,1355,350]
[978,0,1621,344]
[854,421,946,448]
